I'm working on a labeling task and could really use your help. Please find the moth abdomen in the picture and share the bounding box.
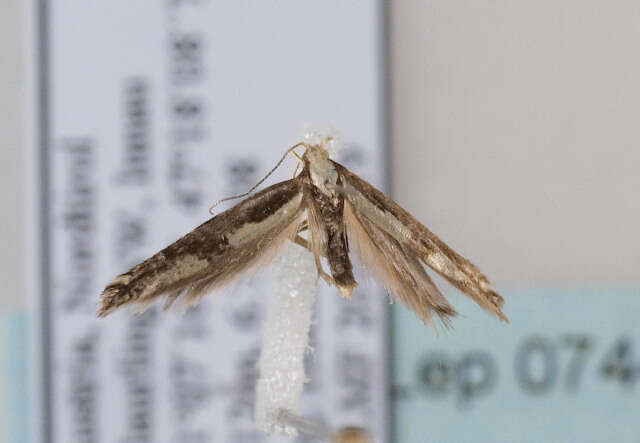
[326,225,357,297]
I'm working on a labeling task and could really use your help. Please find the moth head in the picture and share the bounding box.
[301,136,333,164]
[302,143,329,163]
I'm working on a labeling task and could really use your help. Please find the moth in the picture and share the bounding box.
[98,139,507,326]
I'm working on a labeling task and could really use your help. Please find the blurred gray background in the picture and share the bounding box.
[390,1,639,288]
[0,0,26,311]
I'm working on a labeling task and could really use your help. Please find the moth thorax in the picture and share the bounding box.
[306,145,338,196]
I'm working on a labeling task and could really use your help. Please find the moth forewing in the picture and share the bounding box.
[170,209,305,310]
[98,179,305,317]
[344,201,455,327]
[331,161,507,322]
[302,178,329,271]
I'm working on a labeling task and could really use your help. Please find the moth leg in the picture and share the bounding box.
[293,234,312,252]
[292,221,312,252]
[297,220,308,233]
[293,234,334,284]
[292,225,332,284]
[293,235,327,258]
[314,253,335,286]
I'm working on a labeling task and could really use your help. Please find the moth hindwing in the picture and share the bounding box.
[98,142,507,327]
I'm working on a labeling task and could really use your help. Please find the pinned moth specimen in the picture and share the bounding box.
[98,139,507,326]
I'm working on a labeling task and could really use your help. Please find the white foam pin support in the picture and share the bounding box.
[254,241,317,436]
[254,126,342,436]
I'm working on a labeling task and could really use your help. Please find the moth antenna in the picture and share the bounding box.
[291,149,305,177]
[209,142,310,214]
[291,150,304,161]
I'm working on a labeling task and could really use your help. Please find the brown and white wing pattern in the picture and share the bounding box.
[333,161,507,322]
[98,179,305,317]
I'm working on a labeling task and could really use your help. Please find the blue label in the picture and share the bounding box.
[1,312,30,443]
[392,288,640,443]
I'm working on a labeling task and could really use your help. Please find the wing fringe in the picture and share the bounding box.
[335,161,507,322]
[345,202,456,328]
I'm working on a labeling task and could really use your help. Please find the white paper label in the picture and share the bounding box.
[39,2,388,442]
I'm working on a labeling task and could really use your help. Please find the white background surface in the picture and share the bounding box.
[25,2,388,443]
